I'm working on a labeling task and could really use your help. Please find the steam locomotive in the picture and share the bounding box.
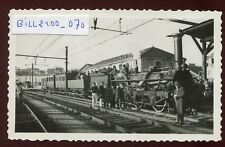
[41,67,178,112]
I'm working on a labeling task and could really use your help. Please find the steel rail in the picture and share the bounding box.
[23,103,48,133]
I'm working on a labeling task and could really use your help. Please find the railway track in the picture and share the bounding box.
[20,94,123,133]
[15,102,46,132]
[24,90,212,133]
[23,91,171,133]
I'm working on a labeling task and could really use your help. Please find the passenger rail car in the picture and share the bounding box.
[41,73,91,93]
[55,74,66,89]
[41,75,55,90]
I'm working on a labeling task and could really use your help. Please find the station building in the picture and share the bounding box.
[81,47,175,74]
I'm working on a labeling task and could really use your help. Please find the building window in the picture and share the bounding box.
[211,58,214,64]
[154,60,162,68]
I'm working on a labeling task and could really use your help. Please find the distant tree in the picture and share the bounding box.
[55,67,64,74]
[39,70,46,75]
[47,68,56,75]
[16,68,30,76]
[68,69,79,79]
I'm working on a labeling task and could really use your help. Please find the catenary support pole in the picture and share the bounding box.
[31,63,34,88]
[65,46,68,90]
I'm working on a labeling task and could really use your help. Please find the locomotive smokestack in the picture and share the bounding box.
[168,33,183,71]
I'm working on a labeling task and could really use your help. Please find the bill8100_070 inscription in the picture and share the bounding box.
[16,18,86,29]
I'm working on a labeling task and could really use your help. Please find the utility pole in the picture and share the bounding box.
[119,18,122,32]
[31,63,34,88]
[16,53,67,88]
[65,46,68,90]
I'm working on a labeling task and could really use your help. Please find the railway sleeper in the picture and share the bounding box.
[25,92,159,133]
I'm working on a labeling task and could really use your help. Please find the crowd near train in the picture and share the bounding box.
[40,63,213,114]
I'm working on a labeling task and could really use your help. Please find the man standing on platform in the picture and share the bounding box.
[16,82,23,104]
[91,82,99,108]
[118,83,125,109]
[174,81,185,125]
[99,82,106,108]
[108,85,115,108]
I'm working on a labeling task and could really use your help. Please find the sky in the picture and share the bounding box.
[15,17,209,71]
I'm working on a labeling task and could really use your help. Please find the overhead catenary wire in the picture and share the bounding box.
[45,19,119,57]
[69,18,156,57]
[69,19,119,50]
[38,35,63,55]
[29,35,50,55]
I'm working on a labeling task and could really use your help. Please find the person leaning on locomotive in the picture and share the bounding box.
[173,63,193,125]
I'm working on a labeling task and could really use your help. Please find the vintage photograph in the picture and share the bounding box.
[8,10,222,141]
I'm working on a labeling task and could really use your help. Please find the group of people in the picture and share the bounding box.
[91,82,127,109]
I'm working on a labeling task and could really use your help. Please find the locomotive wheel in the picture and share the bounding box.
[152,96,167,112]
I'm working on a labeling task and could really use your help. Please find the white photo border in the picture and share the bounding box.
[8,9,222,141]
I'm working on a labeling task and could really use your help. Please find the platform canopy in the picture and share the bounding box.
[179,19,214,80]
[180,19,214,42]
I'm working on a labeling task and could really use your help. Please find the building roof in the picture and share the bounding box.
[86,47,174,70]
[140,47,174,59]
[79,64,93,71]
[91,53,133,69]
